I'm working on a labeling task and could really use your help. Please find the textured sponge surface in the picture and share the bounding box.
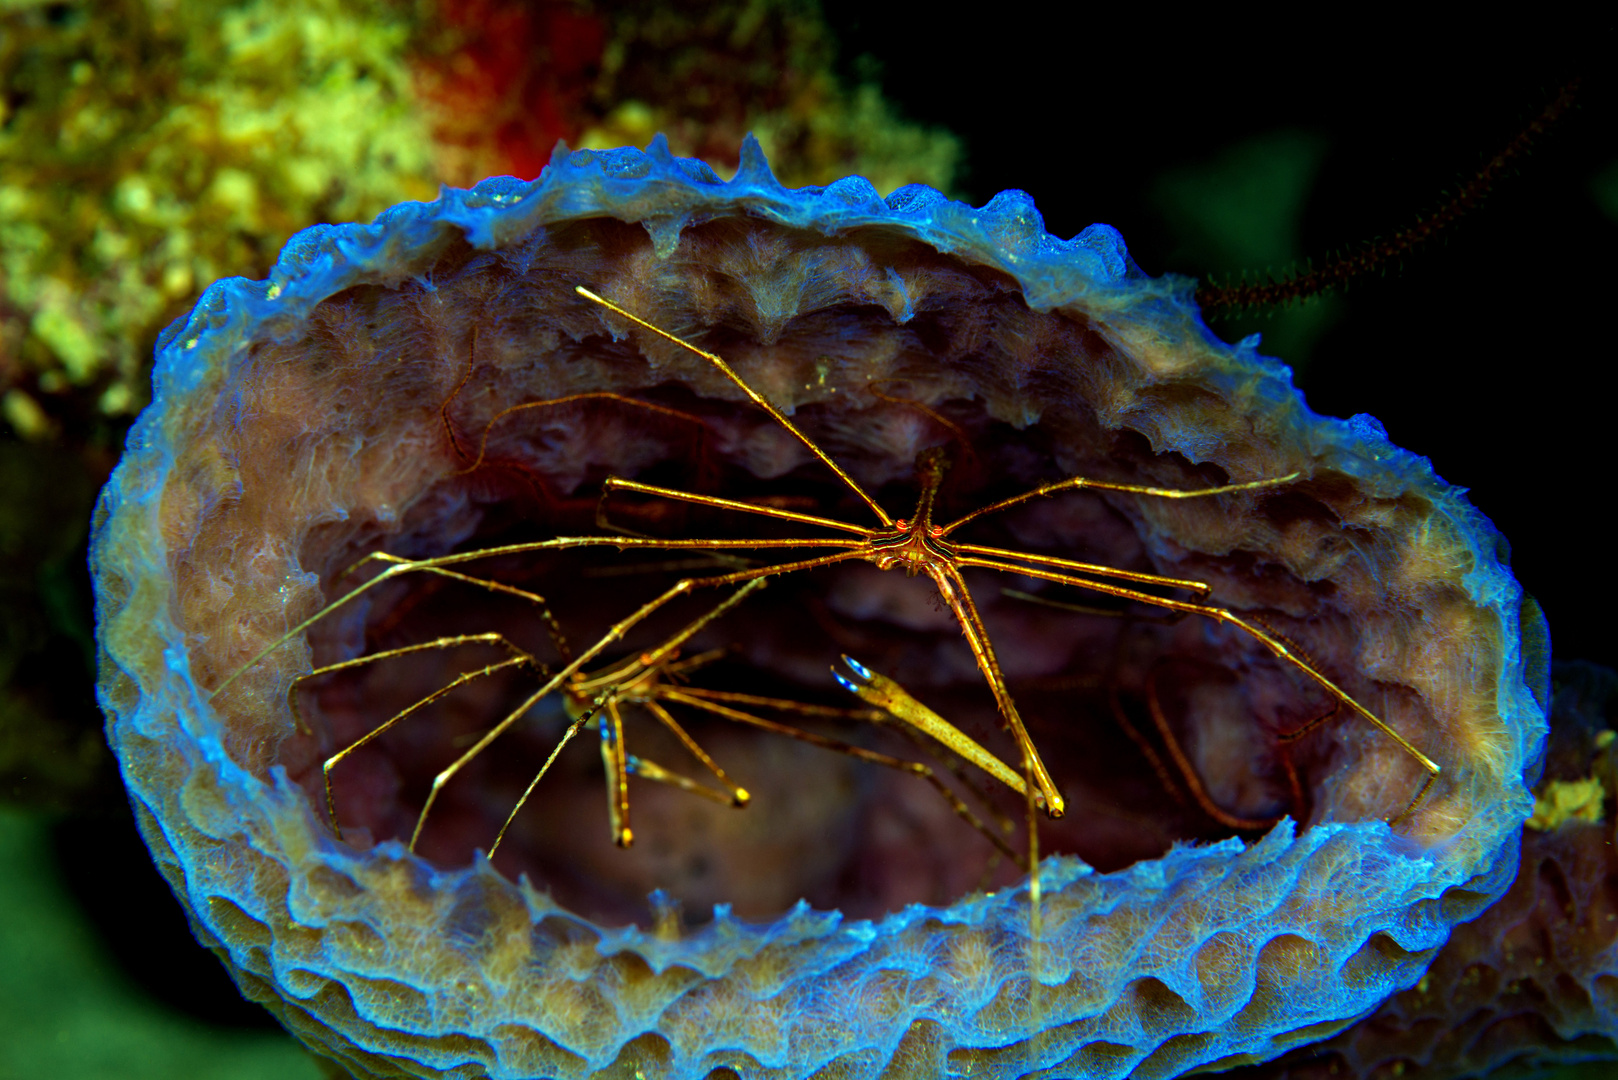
[92,138,1547,1079]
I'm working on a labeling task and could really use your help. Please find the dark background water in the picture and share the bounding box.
[823,9,1615,672]
[1,6,1612,1077]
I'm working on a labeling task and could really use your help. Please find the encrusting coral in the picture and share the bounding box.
[91,140,1546,1079]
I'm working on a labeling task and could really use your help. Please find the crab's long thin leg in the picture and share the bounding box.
[591,497,757,576]
[318,647,535,840]
[503,583,800,854]
[568,592,780,829]
[576,285,895,527]
[215,553,573,697]
[410,576,767,853]
[938,472,1301,537]
[641,699,750,806]
[584,557,753,578]
[602,477,878,536]
[213,556,420,697]
[658,646,730,677]
[665,682,1021,846]
[926,562,1065,818]
[491,689,613,858]
[957,543,1212,597]
[624,754,735,806]
[557,536,865,554]
[289,632,527,733]
[661,690,1021,864]
[222,536,868,698]
[600,699,633,846]
[236,510,865,689]
[560,549,872,724]
[429,566,571,652]
[425,551,878,852]
[925,561,1057,927]
[251,533,857,687]
[955,552,1441,819]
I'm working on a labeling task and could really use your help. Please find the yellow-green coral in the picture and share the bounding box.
[0,0,437,431]
[0,0,958,440]
[1527,776,1607,830]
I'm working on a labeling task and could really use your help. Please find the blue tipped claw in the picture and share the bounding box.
[832,669,860,695]
[841,655,873,681]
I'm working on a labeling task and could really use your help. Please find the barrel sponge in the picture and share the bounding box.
[1245,662,1618,1079]
[90,136,1548,1079]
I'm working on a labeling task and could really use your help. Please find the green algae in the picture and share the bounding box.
[0,807,323,1080]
